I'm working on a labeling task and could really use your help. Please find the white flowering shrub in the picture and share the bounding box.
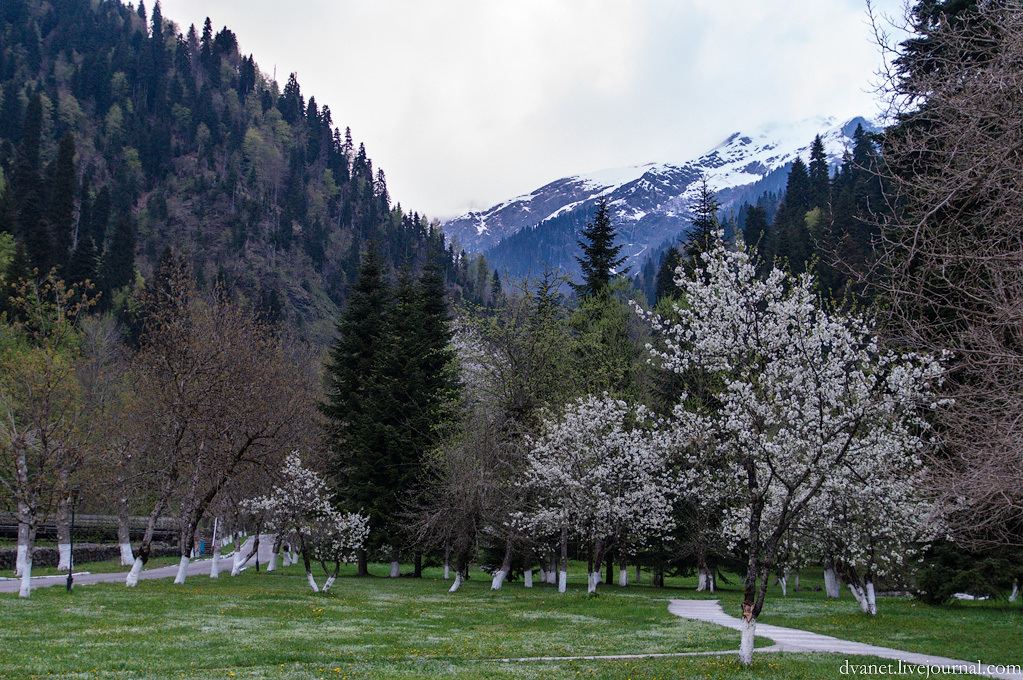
[640,232,944,657]
[244,451,369,591]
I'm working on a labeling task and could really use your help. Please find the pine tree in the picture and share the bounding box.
[808,135,830,211]
[574,198,626,298]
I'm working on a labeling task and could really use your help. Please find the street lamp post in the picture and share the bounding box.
[66,488,80,593]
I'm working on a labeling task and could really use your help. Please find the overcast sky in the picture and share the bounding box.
[157,0,908,219]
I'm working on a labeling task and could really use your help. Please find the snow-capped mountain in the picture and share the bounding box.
[443,115,877,277]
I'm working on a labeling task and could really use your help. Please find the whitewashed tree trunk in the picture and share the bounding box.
[618,566,628,587]
[635,563,640,583]
[389,561,400,578]
[267,551,279,572]
[306,570,319,592]
[1009,581,1019,602]
[57,543,72,572]
[15,544,28,579]
[322,574,337,592]
[119,542,135,566]
[558,570,567,593]
[697,567,709,591]
[849,583,870,613]
[865,581,877,615]
[780,568,788,596]
[18,556,32,598]
[793,569,800,591]
[824,568,840,598]
[492,537,513,590]
[173,555,189,584]
[449,571,464,593]
[587,571,601,594]
[210,542,221,579]
[443,560,450,580]
[538,565,547,583]
[491,570,507,590]
[117,496,134,566]
[738,617,756,665]
[524,569,533,588]
[126,556,145,587]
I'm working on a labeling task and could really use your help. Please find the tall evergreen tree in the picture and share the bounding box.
[772,157,813,274]
[47,132,77,269]
[655,246,684,303]
[574,198,625,299]
[320,244,393,575]
[684,179,720,279]
[808,134,830,211]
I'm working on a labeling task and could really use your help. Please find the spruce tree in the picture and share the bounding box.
[47,132,77,269]
[655,246,684,303]
[772,157,813,273]
[320,244,392,575]
[808,134,830,211]
[684,179,720,278]
[574,198,625,298]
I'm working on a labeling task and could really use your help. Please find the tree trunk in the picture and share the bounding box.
[653,564,664,587]
[793,569,800,591]
[15,512,29,577]
[696,545,710,592]
[588,537,604,594]
[389,545,400,578]
[822,550,840,598]
[413,552,422,578]
[211,538,221,578]
[357,548,368,576]
[865,581,877,615]
[618,553,628,587]
[491,536,513,590]
[604,549,613,586]
[1010,581,1019,602]
[779,567,789,596]
[559,526,568,593]
[55,483,71,571]
[738,615,756,666]
[267,536,282,572]
[127,470,176,587]
[635,563,640,584]
[322,562,341,592]
[301,541,318,592]
[173,555,190,584]
[17,523,36,599]
[449,547,470,593]
[443,544,451,580]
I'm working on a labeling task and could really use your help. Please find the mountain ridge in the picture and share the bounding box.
[444,115,878,279]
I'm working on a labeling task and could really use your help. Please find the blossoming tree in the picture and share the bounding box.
[644,233,943,664]
[244,451,369,592]
[517,394,677,594]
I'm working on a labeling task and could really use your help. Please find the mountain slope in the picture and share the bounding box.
[446,116,878,279]
[0,0,490,345]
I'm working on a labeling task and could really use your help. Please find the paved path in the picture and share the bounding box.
[0,555,237,594]
[669,599,1023,680]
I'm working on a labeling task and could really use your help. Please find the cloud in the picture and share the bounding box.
[159,0,906,218]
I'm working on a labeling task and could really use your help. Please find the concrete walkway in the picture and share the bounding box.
[0,555,236,594]
[669,599,1023,680]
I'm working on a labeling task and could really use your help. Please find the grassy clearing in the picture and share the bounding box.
[0,560,1019,679]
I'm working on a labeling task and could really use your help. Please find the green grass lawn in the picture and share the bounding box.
[0,560,1018,679]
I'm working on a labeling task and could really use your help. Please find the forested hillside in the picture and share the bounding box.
[0,0,490,343]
